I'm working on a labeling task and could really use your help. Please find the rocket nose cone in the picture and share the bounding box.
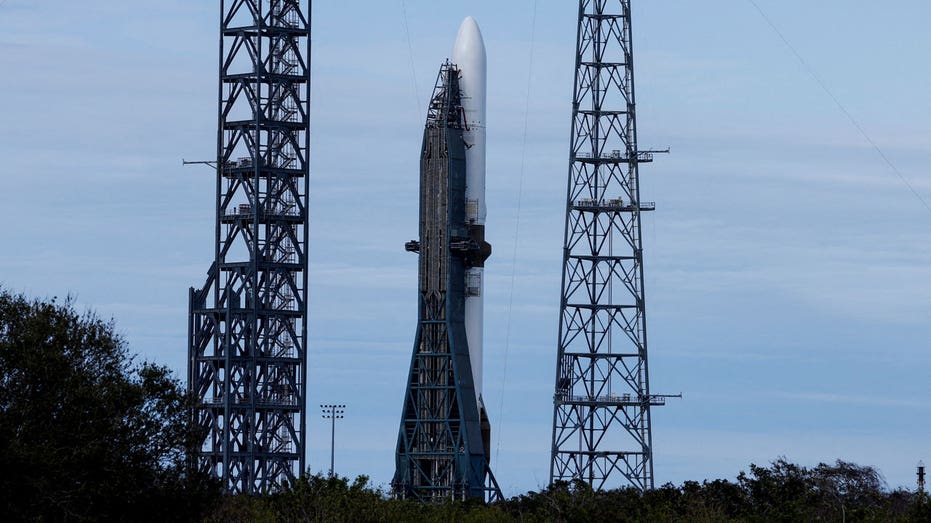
[453,16,486,59]
[460,15,479,33]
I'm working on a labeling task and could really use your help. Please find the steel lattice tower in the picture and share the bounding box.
[393,64,501,503]
[549,0,665,491]
[188,0,310,494]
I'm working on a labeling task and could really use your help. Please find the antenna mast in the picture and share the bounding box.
[549,0,668,491]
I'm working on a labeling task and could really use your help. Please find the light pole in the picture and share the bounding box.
[919,460,926,495]
[321,404,345,477]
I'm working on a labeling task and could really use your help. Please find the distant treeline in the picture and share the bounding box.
[0,288,927,522]
[210,462,929,522]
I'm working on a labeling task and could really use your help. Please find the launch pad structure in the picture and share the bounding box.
[550,0,670,491]
[187,0,311,494]
[180,0,669,498]
[393,62,501,503]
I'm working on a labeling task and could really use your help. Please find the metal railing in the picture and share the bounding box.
[574,150,654,162]
[574,199,656,211]
[556,393,667,406]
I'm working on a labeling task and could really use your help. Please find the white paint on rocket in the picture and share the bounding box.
[452,16,487,406]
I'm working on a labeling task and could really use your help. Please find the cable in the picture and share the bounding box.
[400,0,422,113]
[496,0,538,466]
[747,0,931,214]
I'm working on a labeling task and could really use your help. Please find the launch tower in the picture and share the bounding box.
[187,0,311,494]
[549,0,665,491]
[393,62,501,503]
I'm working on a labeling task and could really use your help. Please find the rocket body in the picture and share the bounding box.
[452,17,487,408]
[393,17,499,499]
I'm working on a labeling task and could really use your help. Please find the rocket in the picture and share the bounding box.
[453,16,490,421]
[395,16,499,500]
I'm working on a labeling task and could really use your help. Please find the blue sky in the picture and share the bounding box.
[1,0,929,495]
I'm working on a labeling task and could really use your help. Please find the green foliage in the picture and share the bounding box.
[210,461,929,523]
[206,474,513,523]
[735,457,899,522]
[208,459,931,523]
[0,289,219,521]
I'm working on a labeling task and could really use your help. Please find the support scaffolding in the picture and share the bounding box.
[393,63,501,503]
[188,0,311,494]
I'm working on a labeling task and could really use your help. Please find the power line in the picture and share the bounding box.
[399,0,422,113]
[746,0,931,215]
[496,0,538,467]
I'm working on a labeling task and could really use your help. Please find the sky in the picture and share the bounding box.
[1,0,930,495]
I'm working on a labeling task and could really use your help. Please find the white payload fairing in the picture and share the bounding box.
[452,17,488,411]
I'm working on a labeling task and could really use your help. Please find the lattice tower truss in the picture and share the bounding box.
[549,0,665,491]
[188,0,311,494]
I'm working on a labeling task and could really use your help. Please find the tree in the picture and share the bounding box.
[811,460,885,521]
[0,289,218,521]
[738,457,818,520]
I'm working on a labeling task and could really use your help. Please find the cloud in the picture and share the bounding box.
[775,392,930,409]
